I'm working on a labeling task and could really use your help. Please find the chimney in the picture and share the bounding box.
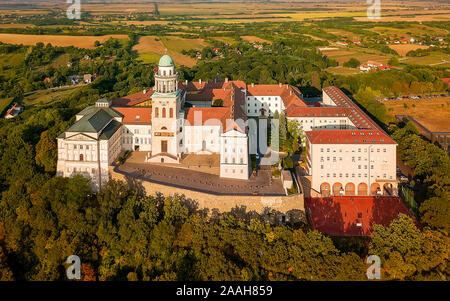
[199,79,202,84]
[290,90,292,96]
[251,83,254,87]
[286,84,289,90]
[143,89,147,94]
[279,83,282,87]
[185,79,188,86]
[225,77,228,83]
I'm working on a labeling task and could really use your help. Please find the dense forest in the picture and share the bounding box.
[0,25,449,280]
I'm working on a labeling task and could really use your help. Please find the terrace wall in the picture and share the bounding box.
[109,167,304,214]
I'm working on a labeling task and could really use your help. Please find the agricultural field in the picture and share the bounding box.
[0,34,129,48]
[388,44,430,57]
[321,48,392,66]
[133,36,207,67]
[0,52,24,69]
[384,97,450,132]
[23,86,83,107]
[369,24,449,38]
[325,66,360,75]
[401,52,450,67]
[241,36,272,44]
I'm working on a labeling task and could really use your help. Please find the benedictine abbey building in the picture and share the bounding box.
[57,55,397,196]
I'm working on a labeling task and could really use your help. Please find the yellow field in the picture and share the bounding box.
[133,36,207,67]
[0,34,129,49]
[111,20,171,26]
[241,36,271,44]
[355,13,450,22]
[388,44,430,57]
[384,97,450,132]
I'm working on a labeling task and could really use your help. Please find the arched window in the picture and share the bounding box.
[162,108,166,118]
[169,108,173,118]
[163,70,166,76]
[155,107,159,118]
[79,154,84,161]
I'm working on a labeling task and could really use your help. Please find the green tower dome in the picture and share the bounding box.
[158,55,174,67]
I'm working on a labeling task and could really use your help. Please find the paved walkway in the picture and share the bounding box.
[116,162,285,196]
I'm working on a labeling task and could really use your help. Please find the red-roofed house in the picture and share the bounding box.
[4,103,23,119]
[442,78,450,88]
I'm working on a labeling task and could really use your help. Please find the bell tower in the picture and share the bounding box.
[155,55,178,93]
[149,55,182,163]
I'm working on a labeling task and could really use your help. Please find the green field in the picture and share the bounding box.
[0,52,24,70]
[402,51,450,66]
[0,97,13,115]
[325,66,360,75]
[136,52,161,64]
[23,86,82,106]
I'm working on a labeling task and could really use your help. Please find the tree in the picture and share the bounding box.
[212,99,223,107]
[283,157,294,169]
[35,130,57,172]
[388,56,400,66]
[369,214,449,280]
[343,58,361,68]
[353,87,388,123]
[420,191,450,234]
[279,112,287,149]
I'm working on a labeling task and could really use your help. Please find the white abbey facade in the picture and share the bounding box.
[57,55,397,195]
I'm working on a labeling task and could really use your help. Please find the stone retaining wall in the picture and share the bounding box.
[110,167,304,214]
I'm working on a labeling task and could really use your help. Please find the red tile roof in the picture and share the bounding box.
[322,86,384,131]
[4,103,22,118]
[443,78,450,87]
[285,106,353,118]
[112,89,154,107]
[305,129,396,145]
[185,81,247,133]
[112,107,152,124]
[246,84,306,108]
[305,196,418,236]
[186,87,231,103]
[185,107,230,128]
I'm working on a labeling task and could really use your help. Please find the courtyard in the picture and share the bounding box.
[116,152,286,196]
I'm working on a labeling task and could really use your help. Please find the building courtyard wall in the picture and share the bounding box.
[110,167,304,214]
